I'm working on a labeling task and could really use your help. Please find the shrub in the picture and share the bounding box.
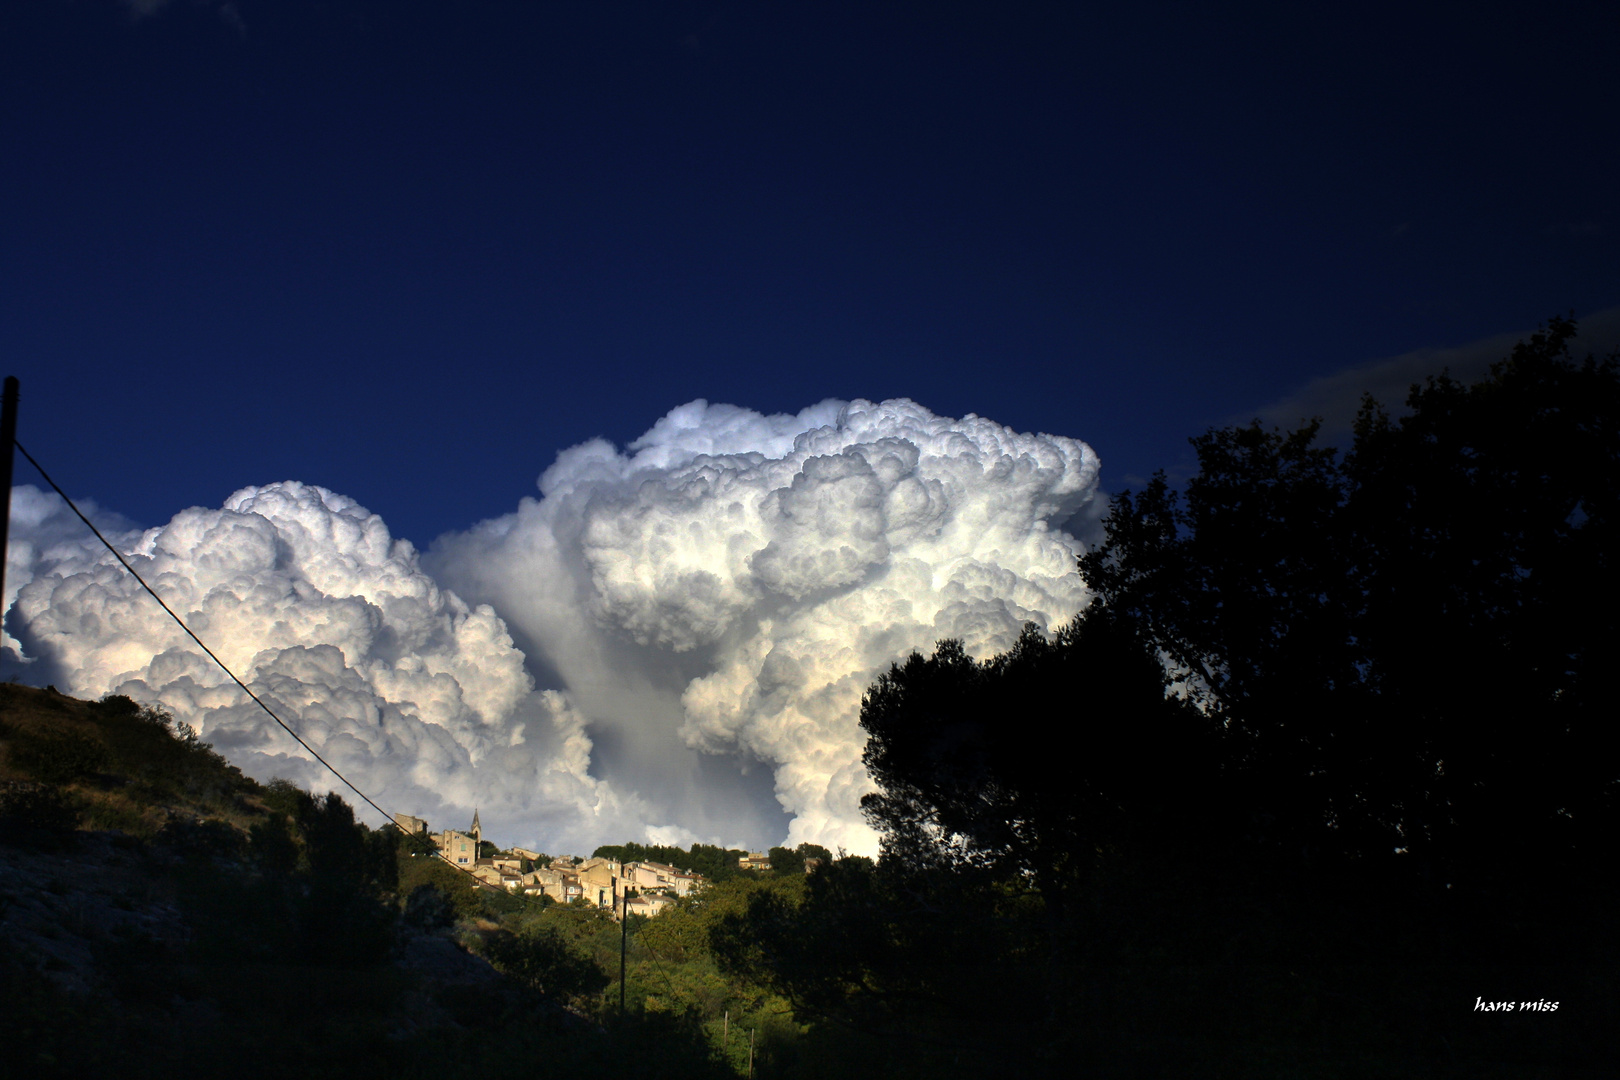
[0,780,82,847]
[8,727,110,786]
[404,883,456,930]
[156,817,247,860]
[476,923,609,1007]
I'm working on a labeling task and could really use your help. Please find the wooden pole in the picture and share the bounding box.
[0,377,17,622]
[620,881,628,1015]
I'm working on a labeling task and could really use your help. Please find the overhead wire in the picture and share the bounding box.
[620,897,684,1007]
[13,437,715,1027]
[12,437,512,895]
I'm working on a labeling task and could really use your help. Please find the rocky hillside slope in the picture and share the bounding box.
[0,685,647,1079]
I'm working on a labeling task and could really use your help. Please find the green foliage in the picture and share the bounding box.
[763,842,830,876]
[82,695,247,812]
[6,725,110,785]
[430,876,816,1073]
[0,685,756,1078]
[163,789,402,968]
[260,775,316,821]
[403,883,456,930]
[643,874,804,963]
[554,876,808,1072]
[297,795,400,964]
[523,897,626,973]
[476,922,609,1006]
[709,854,1032,1078]
[397,851,485,919]
[0,691,258,836]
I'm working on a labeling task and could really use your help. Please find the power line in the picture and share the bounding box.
[11,439,718,1018]
[16,438,409,830]
[633,921,685,1009]
[12,438,513,896]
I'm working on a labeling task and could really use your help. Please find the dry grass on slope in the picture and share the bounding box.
[0,683,270,840]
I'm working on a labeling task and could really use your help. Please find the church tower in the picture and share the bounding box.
[470,808,481,847]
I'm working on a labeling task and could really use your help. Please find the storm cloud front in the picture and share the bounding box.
[4,398,1097,855]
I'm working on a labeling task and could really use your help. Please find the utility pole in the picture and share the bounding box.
[0,377,18,615]
[619,882,629,1016]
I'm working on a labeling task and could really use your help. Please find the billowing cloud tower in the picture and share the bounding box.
[5,398,1098,855]
[430,397,1099,852]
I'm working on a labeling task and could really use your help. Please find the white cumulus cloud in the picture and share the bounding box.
[429,398,1099,854]
[5,481,652,854]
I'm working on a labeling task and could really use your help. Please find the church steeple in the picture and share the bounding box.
[470,808,481,846]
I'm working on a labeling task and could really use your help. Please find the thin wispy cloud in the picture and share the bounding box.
[1249,306,1620,447]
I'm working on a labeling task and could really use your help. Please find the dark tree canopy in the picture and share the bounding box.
[1080,315,1619,885]
[710,319,1619,1079]
[859,612,1218,912]
[766,842,833,875]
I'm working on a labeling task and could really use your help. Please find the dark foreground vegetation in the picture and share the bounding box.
[707,318,1616,1077]
[0,683,829,1078]
[2,318,1614,1077]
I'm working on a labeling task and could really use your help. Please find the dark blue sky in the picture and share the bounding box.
[4,0,1616,548]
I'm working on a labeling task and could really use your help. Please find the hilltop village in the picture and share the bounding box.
[392,810,784,917]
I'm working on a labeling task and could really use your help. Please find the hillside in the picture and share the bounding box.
[0,685,744,1078]
[0,684,263,837]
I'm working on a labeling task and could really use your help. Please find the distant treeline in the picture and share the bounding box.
[591,840,832,881]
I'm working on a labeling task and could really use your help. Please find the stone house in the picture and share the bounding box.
[577,859,621,909]
[436,810,482,867]
[624,894,674,918]
[661,867,704,896]
[622,860,705,898]
[521,866,583,904]
[621,861,671,893]
[392,813,430,837]
[391,811,694,915]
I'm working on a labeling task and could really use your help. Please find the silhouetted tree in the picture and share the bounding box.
[715,319,1619,1078]
[765,842,833,875]
[861,611,1217,917]
[1080,315,1619,891]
